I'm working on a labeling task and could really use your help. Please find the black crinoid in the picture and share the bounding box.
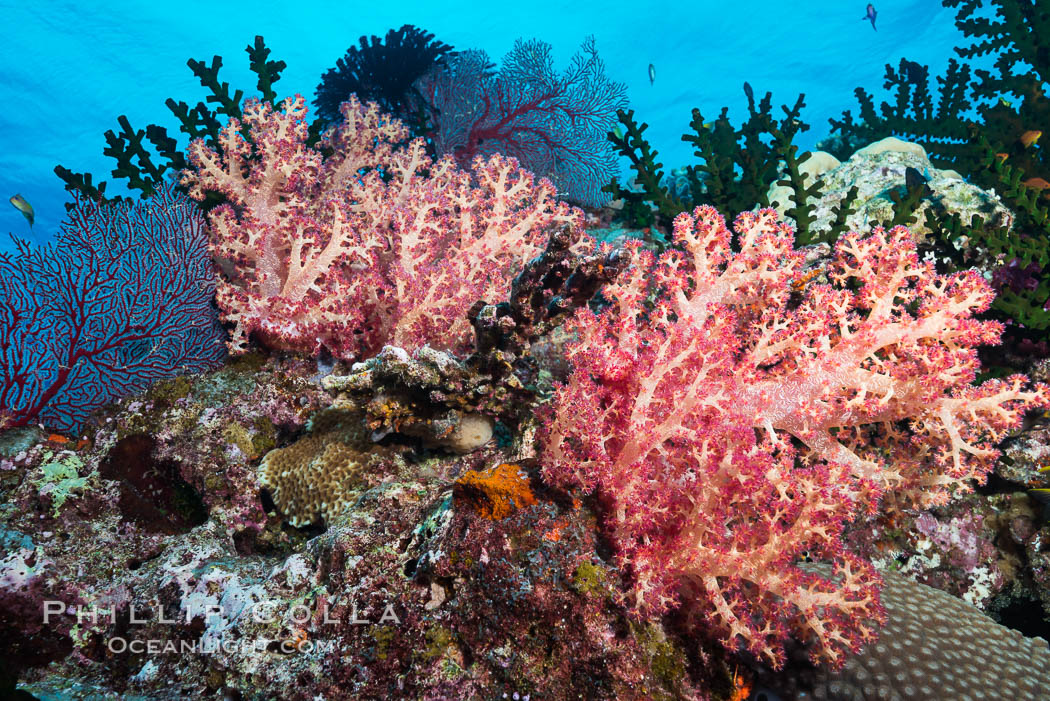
[314,24,454,135]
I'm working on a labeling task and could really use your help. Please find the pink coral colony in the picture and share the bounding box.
[540,205,1048,667]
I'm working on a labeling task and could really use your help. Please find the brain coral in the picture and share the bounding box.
[758,566,1050,700]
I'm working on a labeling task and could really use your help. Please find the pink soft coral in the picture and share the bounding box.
[540,205,1048,668]
[181,94,581,359]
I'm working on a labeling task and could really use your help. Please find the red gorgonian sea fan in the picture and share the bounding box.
[1,183,225,433]
[416,36,627,208]
[181,94,582,360]
[540,206,1049,668]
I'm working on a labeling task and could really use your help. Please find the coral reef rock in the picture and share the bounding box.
[6,359,723,700]
[767,136,1014,242]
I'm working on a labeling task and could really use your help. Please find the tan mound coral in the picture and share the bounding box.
[761,566,1050,699]
[258,409,373,527]
[766,137,1013,242]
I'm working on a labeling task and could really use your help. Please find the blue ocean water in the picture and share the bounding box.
[0,1,979,251]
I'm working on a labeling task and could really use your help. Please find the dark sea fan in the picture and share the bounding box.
[313,24,453,132]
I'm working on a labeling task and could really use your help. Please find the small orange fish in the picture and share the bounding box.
[1020,130,1042,148]
[47,433,70,444]
[995,152,1010,162]
[289,628,309,652]
[1023,177,1050,191]
[791,268,821,291]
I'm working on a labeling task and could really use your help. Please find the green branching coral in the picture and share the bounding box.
[766,119,830,244]
[827,58,976,167]
[956,137,1050,329]
[950,0,1050,102]
[604,85,857,247]
[686,87,809,224]
[55,36,296,209]
[830,0,1050,338]
[829,6,1048,190]
[830,0,1049,194]
[604,110,685,236]
[979,135,1050,231]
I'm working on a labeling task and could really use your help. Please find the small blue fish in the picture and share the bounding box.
[648,63,655,86]
[9,193,34,229]
[863,3,877,30]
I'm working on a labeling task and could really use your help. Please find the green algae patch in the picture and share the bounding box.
[571,561,610,598]
[632,622,689,696]
[421,625,455,662]
[370,625,397,661]
[148,375,194,404]
[33,452,93,516]
[223,422,257,459]
[251,416,278,456]
[229,351,268,374]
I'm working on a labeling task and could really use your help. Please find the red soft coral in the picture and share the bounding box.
[540,205,1049,668]
[181,94,581,359]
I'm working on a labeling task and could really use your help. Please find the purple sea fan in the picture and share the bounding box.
[416,36,627,207]
[0,181,226,433]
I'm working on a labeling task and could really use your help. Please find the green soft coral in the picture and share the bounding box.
[830,0,1048,197]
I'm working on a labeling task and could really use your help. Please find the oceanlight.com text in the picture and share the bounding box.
[105,637,340,655]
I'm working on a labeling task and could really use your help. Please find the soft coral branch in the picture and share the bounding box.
[541,205,1049,668]
[182,94,582,359]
